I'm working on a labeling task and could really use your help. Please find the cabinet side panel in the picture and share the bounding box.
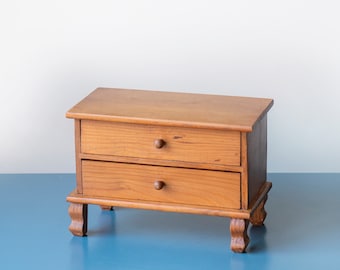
[240,133,248,209]
[247,115,267,205]
[75,119,83,193]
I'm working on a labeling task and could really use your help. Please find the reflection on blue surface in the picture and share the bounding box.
[0,173,339,269]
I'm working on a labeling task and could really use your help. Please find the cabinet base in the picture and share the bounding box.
[67,182,271,253]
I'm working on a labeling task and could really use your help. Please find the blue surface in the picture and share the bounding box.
[0,173,339,269]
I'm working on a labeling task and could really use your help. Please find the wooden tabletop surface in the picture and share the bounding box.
[66,88,273,132]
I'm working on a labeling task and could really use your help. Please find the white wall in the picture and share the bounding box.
[1,0,339,173]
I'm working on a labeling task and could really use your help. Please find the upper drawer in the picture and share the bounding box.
[81,120,240,166]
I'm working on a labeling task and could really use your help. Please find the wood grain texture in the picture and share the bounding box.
[240,132,249,209]
[82,160,241,209]
[81,120,241,167]
[66,88,273,132]
[74,120,83,193]
[67,190,251,218]
[67,183,271,219]
[68,203,88,236]
[230,218,249,253]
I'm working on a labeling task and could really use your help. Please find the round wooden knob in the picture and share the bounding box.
[154,180,165,190]
[154,139,166,149]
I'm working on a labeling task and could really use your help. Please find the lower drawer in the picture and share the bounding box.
[82,160,241,209]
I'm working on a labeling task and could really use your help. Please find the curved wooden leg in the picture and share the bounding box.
[230,218,249,253]
[68,203,88,236]
[250,195,268,226]
[100,205,114,211]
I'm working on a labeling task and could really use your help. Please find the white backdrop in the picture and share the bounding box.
[1,0,339,173]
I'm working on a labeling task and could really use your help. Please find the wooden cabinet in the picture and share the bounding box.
[66,88,273,253]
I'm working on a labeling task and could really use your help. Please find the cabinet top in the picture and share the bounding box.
[66,88,273,132]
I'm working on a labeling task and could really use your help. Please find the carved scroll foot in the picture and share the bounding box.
[230,218,249,253]
[250,195,268,226]
[68,203,88,236]
[100,205,114,211]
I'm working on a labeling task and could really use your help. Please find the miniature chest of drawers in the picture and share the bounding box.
[66,88,273,253]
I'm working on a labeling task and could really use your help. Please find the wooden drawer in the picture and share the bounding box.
[82,160,241,209]
[81,120,241,166]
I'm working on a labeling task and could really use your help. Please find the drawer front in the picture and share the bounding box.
[81,120,240,166]
[82,160,241,209]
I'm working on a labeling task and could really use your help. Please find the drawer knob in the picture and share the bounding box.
[154,180,165,190]
[154,139,166,149]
